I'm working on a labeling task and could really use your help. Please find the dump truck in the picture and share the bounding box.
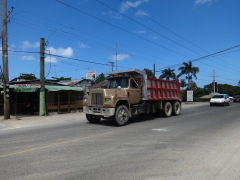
[83,69,182,126]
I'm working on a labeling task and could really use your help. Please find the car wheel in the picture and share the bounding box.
[86,114,101,124]
[172,101,181,116]
[163,102,172,117]
[113,105,129,126]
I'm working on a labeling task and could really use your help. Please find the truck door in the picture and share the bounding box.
[127,79,141,104]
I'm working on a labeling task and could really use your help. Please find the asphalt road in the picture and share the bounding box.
[0,102,240,180]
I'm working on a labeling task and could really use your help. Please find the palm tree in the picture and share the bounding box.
[159,68,176,80]
[177,61,199,89]
[180,79,187,90]
[144,68,155,78]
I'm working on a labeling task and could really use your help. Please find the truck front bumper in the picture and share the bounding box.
[83,106,115,117]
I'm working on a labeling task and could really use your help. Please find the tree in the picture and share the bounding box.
[177,61,199,89]
[144,68,155,78]
[180,79,187,90]
[159,68,176,80]
[93,73,106,84]
[18,73,37,80]
[51,77,71,81]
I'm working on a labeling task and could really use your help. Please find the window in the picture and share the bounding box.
[131,79,138,88]
[109,78,129,88]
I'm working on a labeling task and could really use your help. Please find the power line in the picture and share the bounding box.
[10,17,170,65]
[157,45,240,70]
[97,0,201,56]
[118,0,240,71]
[56,0,192,59]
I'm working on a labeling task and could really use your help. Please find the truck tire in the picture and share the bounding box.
[86,114,101,124]
[163,102,172,117]
[172,101,181,116]
[114,105,129,126]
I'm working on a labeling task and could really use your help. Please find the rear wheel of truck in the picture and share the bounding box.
[163,102,172,117]
[172,101,181,116]
[114,105,129,126]
[86,114,101,124]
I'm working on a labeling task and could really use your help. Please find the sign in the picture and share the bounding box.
[86,71,96,80]
[187,90,193,102]
[15,84,41,88]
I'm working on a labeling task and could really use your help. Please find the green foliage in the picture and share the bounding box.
[93,73,106,84]
[159,68,176,80]
[18,73,37,80]
[177,61,200,89]
[194,97,210,102]
[51,76,71,81]
[180,79,187,90]
[144,68,155,78]
[204,83,239,97]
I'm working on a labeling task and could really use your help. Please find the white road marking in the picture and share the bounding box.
[152,128,167,132]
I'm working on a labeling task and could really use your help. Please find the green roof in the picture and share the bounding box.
[0,85,84,92]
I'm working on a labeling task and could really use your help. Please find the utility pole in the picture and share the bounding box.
[1,0,11,119]
[109,62,114,71]
[116,43,118,71]
[209,70,219,94]
[39,38,46,116]
[153,64,155,77]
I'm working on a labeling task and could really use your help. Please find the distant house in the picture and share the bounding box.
[58,79,92,88]
[89,80,108,90]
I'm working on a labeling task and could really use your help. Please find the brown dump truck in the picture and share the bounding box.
[83,69,182,126]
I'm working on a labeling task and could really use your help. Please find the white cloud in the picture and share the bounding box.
[149,36,158,40]
[21,56,36,61]
[104,0,149,19]
[120,0,149,13]
[110,53,130,61]
[78,42,90,49]
[21,41,39,50]
[44,47,73,63]
[194,0,214,5]
[134,30,147,34]
[102,10,122,19]
[135,10,148,17]
[46,47,73,57]
[45,56,58,63]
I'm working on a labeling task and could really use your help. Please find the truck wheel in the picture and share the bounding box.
[172,101,181,116]
[114,105,129,126]
[86,114,101,124]
[163,102,172,117]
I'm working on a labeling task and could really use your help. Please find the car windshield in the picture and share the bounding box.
[108,78,129,88]
[235,95,240,98]
[212,95,224,98]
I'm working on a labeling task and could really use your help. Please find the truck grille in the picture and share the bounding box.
[91,93,103,106]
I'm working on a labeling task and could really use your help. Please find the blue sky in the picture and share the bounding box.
[1,0,239,88]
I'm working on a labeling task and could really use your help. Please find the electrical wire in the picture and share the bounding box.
[118,0,240,70]
[56,0,192,59]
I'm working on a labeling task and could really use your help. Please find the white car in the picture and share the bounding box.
[210,94,230,106]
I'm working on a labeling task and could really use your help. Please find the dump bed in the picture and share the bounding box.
[146,77,181,101]
[108,69,181,101]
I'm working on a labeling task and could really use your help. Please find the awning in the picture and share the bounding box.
[45,85,83,91]
[0,85,84,92]
[11,85,38,92]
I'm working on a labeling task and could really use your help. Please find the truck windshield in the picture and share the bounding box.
[109,78,128,88]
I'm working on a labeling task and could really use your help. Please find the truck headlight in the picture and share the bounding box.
[105,98,111,104]
[84,97,89,103]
